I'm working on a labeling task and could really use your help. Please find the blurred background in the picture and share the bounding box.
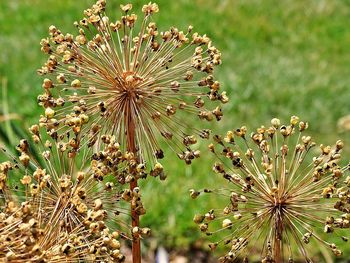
[0,0,350,262]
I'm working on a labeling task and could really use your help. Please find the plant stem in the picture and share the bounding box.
[274,234,281,263]
[131,179,141,263]
[274,214,282,263]
[126,109,141,263]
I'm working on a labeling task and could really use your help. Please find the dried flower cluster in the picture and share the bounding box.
[0,129,150,262]
[37,0,226,166]
[6,0,349,262]
[0,198,124,262]
[33,1,226,261]
[192,117,350,262]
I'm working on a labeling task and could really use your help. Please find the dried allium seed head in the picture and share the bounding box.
[193,117,350,262]
[0,135,156,262]
[37,0,226,167]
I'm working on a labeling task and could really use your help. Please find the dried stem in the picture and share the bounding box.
[272,201,283,263]
[126,108,141,263]
[131,179,141,263]
[274,230,282,263]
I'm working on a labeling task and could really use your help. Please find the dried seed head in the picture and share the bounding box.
[189,189,200,199]
[120,4,132,12]
[193,214,205,224]
[222,219,232,229]
[271,118,280,128]
[37,0,225,169]
[193,116,350,262]
[0,133,156,261]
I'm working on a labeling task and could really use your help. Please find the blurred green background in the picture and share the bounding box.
[1,0,350,262]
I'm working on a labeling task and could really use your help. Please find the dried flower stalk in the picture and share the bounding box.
[192,116,350,262]
[37,1,226,261]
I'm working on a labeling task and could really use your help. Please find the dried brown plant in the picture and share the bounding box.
[36,1,226,261]
[37,0,226,166]
[192,116,350,262]
[0,129,150,262]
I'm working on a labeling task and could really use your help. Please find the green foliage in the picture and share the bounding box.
[1,0,350,261]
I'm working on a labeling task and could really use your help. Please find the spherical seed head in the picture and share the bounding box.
[37,0,226,168]
[290,115,299,125]
[222,218,232,229]
[0,135,155,261]
[271,118,280,128]
[45,107,55,118]
[209,242,218,251]
[120,4,132,12]
[190,189,200,199]
[20,175,32,185]
[141,227,151,236]
[142,3,159,15]
[194,116,350,262]
[193,214,205,224]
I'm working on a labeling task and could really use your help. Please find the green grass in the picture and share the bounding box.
[1,0,350,261]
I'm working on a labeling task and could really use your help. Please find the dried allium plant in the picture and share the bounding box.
[0,130,149,262]
[191,116,350,262]
[0,199,124,262]
[37,0,226,165]
[37,1,225,261]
